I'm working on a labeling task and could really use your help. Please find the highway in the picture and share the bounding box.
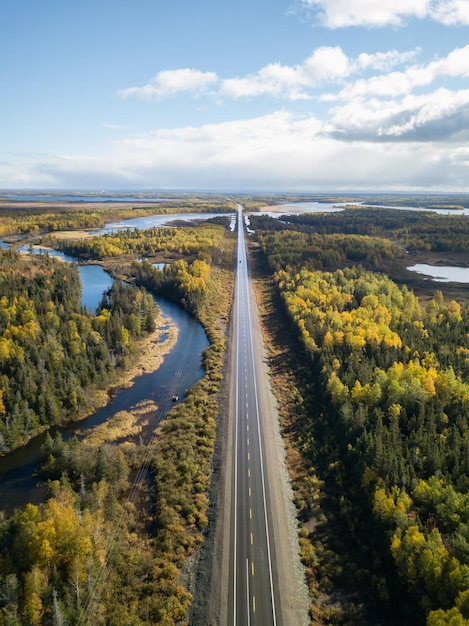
[227,206,281,625]
[203,204,308,626]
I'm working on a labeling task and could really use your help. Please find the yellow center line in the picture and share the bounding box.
[247,452,250,461]
[250,508,252,519]
[251,561,255,576]
[247,437,250,446]
[248,487,251,496]
[250,532,253,545]
[253,596,256,613]
[248,468,250,478]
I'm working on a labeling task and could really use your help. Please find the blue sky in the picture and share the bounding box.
[1,0,469,191]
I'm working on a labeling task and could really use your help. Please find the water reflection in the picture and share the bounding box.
[407,264,469,283]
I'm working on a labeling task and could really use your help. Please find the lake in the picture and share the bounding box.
[265,201,469,217]
[407,264,469,283]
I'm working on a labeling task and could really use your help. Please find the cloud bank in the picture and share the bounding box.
[2,109,468,191]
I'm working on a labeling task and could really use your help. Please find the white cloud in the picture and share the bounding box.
[221,63,311,100]
[303,46,351,80]
[429,0,469,25]
[325,88,469,141]
[118,68,218,100]
[219,52,344,101]
[324,44,469,100]
[299,0,429,28]
[434,45,469,77]
[298,0,469,27]
[355,49,421,72]
[200,49,354,101]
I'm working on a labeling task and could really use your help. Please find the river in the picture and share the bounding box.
[99,212,230,234]
[0,231,210,512]
[0,291,208,512]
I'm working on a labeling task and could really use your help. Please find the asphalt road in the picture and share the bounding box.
[203,205,308,626]
[227,207,281,625]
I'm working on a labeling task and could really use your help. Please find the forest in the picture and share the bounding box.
[253,207,469,254]
[250,209,469,625]
[0,214,234,624]
[0,251,156,453]
[47,223,224,264]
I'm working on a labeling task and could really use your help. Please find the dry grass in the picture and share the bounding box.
[115,321,178,387]
[48,230,97,240]
[83,400,158,444]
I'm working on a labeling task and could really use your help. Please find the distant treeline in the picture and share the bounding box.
[248,193,469,211]
[251,207,469,254]
[0,200,234,236]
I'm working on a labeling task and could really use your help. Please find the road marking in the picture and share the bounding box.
[248,487,251,496]
[248,452,250,461]
[250,532,253,545]
[247,437,250,446]
[246,559,251,626]
[248,468,250,478]
[252,562,255,576]
[250,508,252,519]
[253,596,256,613]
